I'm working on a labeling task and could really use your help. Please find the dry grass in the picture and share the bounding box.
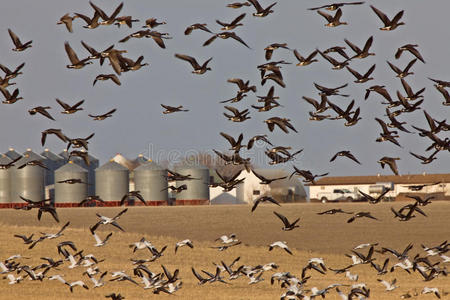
[0,202,449,299]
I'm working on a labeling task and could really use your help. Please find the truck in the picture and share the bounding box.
[316,188,360,203]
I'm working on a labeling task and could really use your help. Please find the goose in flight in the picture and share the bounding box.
[88,108,116,120]
[175,239,194,253]
[216,13,246,30]
[0,62,25,80]
[56,98,84,114]
[387,59,416,78]
[370,5,405,31]
[8,29,32,51]
[203,31,250,48]
[227,2,251,9]
[358,188,390,204]
[90,1,123,26]
[174,53,212,74]
[0,87,23,104]
[57,13,78,33]
[293,49,318,66]
[273,211,300,231]
[248,0,277,17]
[161,104,189,114]
[90,227,113,247]
[251,196,281,212]
[269,241,292,255]
[215,233,238,244]
[28,106,55,120]
[120,191,146,206]
[378,156,400,176]
[395,44,425,63]
[64,42,92,69]
[142,17,166,29]
[308,2,365,11]
[330,150,361,164]
[92,208,128,232]
[87,271,107,288]
[93,74,121,86]
[377,278,398,291]
[347,212,379,223]
[317,8,347,27]
[184,23,212,35]
[317,208,353,215]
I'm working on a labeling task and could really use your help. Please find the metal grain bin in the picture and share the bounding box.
[41,149,65,186]
[95,160,129,202]
[10,149,45,203]
[134,161,168,202]
[0,155,12,204]
[175,163,209,202]
[59,150,98,195]
[5,148,22,161]
[54,161,88,204]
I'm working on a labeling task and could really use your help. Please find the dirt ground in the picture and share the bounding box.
[0,202,448,299]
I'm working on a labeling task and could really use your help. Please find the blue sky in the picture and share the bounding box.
[0,0,448,176]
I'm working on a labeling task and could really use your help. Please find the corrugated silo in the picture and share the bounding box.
[59,149,98,195]
[0,155,12,205]
[134,161,168,203]
[41,149,65,186]
[10,149,45,203]
[95,160,129,202]
[55,161,88,204]
[175,163,209,203]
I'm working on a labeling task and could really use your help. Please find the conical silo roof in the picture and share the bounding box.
[15,149,45,166]
[5,148,22,160]
[0,154,12,164]
[97,160,129,171]
[55,161,88,173]
[135,160,164,171]
[41,149,64,162]
[59,149,70,160]
[112,153,135,170]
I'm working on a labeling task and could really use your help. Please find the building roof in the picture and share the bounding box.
[307,173,450,186]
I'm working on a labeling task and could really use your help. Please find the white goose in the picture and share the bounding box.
[422,287,441,298]
[215,233,238,244]
[377,278,398,291]
[6,274,23,284]
[269,241,293,255]
[175,239,194,253]
[90,227,113,247]
[87,271,107,288]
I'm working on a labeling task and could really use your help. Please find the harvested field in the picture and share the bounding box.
[0,202,449,299]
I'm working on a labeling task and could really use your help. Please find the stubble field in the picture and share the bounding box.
[0,202,449,299]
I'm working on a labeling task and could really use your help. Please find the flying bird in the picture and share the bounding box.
[8,29,32,51]
[251,196,281,212]
[161,104,189,114]
[174,54,212,74]
[370,5,405,31]
[64,42,92,69]
[93,74,121,86]
[273,211,300,231]
[88,108,117,120]
[28,106,55,120]
[248,0,277,17]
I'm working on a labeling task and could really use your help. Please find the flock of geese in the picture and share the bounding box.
[1,193,449,299]
[0,0,449,299]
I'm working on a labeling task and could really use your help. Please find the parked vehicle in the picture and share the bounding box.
[317,188,360,203]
